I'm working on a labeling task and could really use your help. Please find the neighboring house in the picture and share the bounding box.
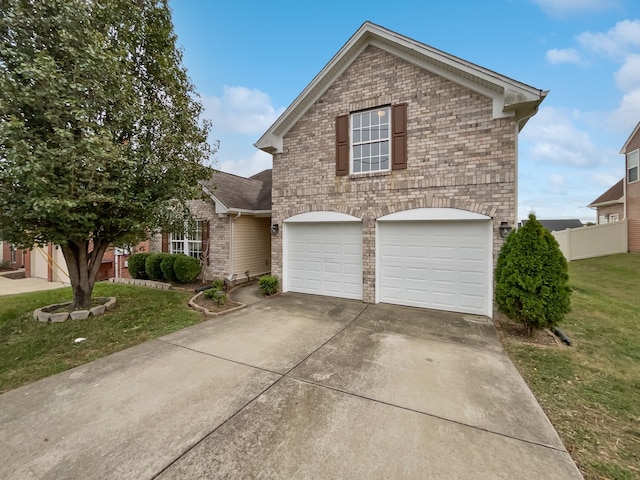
[590,121,640,253]
[255,22,547,317]
[520,219,584,231]
[0,241,27,269]
[621,122,640,252]
[588,179,624,225]
[150,169,272,282]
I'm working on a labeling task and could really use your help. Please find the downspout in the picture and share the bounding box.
[229,212,241,279]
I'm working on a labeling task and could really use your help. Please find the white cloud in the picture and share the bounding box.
[203,86,285,135]
[614,53,640,91]
[218,150,272,178]
[532,0,620,17]
[546,48,583,64]
[577,19,640,60]
[521,107,600,166]
[550,173,567,192]
[589,171,623,188]
[608,88,640,130]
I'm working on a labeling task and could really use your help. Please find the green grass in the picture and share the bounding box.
[0,282,202,393]
[504,253,640,479]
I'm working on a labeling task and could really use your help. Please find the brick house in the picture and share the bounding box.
[255,22,547,317]
[622,122,640,252]
[0,241,27,269]
[588,179,624,225]
[150,169,272,282]
[593,122,640,252]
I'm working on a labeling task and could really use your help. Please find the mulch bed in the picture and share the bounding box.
[494,311,564,348]
[0,270,26,280]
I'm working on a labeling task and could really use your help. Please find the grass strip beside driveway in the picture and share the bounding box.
[0,282,201,394]
[504,253,640,480]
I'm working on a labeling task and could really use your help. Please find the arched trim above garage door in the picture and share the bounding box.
[378,208,491,222]
[285,211,362,223]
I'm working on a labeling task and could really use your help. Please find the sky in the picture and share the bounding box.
[168,0,640,223]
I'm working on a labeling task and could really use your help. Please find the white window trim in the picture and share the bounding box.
[170,220,203,259]
[628,149,639,184]
[609,213,619,222]
[350,106,391,174]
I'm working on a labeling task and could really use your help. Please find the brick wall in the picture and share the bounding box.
[149,198,230,280]
[272,45,517,303]
[596,204,624,224]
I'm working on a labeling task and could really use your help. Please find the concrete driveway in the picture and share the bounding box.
[0,291,583,479]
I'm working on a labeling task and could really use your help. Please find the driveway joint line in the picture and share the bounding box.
[155,338,285,377]
[151,304,371,478]
[150,373,288,479]
[286,375,569,454]
[281,303,370,377]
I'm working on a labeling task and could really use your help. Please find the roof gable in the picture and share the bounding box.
[256,21,547,154]
[588,178,624,207]
[201,170,272,213]
[620,121,640,154]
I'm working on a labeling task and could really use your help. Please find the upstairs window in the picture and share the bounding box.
[628,149,639,183]
[336,103,407,176]
[351,107,390,173]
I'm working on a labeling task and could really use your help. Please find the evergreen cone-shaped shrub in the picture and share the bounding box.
[495,214,571,336]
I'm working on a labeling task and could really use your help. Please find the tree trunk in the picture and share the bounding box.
[61,239,110,310]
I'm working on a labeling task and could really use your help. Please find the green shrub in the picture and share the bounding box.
[203,287,226,305]
[145,253,165,281]
[128,253,151,279]
[495,213,571,336]
[211,278,225,291]
[160,254,179,283]
[258,275,278,296]
[173,254,201,283]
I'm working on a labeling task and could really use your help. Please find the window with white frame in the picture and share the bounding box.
[170,221,203,259]
[351,106,390,174]
[628,149,639,183]
[609,214,620,222]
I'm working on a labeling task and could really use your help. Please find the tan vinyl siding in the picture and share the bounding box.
[232,216,271,278]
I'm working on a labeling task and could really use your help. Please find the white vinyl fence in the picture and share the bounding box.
[552,220,628,261]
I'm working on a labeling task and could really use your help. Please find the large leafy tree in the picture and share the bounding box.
[0,0,213,309]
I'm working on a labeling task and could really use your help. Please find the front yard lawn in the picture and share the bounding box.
[0,282,201,394]
[503,253,640,479]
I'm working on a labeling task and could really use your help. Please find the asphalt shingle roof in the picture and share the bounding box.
[202,169,272,211]
[588,178,624,207]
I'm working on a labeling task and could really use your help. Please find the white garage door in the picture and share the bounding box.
[285,221,362,300]
[377,219,491,315]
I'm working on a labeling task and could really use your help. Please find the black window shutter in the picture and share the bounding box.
[392,103,407,170]
[161,233,169,253]
[336,114,349,176]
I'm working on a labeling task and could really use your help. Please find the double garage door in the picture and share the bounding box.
[284,211,492,316]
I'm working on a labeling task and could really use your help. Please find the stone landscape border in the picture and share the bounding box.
[188,291,246,317]
[33,297,117,323]
[108,278,171,289]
